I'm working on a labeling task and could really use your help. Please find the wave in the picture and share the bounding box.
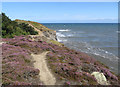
[57,37,67,42]
[56,32,67,42]
[58,29,70,32]
[63,41,118,73]
[82,42,118,61]
[116,31,120,33]
[72,31,85,34]
[66,34,74,37]
[57,38,63,42]
[56,32,65,37]
[56,30,118,61]
[56,32,74,38]
[64,41,118,62]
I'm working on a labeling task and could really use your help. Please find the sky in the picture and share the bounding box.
[1,0,120,2]
[2,2,118,23]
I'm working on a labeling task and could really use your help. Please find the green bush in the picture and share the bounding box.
[19,23,38,35]
[2,13,38,38]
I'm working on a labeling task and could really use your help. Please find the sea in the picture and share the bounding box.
[42,23,118,74]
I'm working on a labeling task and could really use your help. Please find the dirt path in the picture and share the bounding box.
[31,52,56,85]
[28,23,44,36]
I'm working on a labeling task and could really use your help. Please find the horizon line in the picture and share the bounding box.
[40,22,118,23]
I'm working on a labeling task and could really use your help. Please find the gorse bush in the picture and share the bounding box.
[2,13,38,38]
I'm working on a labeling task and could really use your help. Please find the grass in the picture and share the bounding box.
[15,19,54,32]
[49,40,64,47]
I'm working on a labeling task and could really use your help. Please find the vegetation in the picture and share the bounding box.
[2,36,42,85]
[2,13,38,38]
[0,13,2,38]
[2,35,118,85]
[15,19,54,32]
[50,40,64,47]
[1,13,119,85]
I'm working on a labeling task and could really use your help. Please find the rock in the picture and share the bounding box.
[0,42,6,45]
[91,72,110,85]
[43,30,57,41]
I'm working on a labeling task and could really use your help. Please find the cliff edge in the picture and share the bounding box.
[15,19,57,41]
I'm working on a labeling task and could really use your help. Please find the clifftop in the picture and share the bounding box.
[15,19,55,32]
[15,19,63,46]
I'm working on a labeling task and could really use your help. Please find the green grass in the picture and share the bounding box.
[15,19,54,32]
[49,40,64,47]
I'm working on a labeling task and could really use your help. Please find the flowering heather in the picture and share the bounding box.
[2,38,42,85]
[2,35,119,85]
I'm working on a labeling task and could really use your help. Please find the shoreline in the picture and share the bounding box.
[60,41,118,74]
[53,28,118,75]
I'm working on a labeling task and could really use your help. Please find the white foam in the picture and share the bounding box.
[57,38,62,42]
[116,31,120,33]
[56,32,65,37]
[83,43,119,61]
[58,29,70,32]
[57,37,67,42]
[67,34,73,37]
[56,32,67,42]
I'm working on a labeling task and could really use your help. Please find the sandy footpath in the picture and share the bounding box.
[31,52,56,85]
[29,23,44,36]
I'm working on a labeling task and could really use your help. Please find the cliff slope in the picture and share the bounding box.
[2,36,119,86]
[15,19,57,41]
[2,19,119,86]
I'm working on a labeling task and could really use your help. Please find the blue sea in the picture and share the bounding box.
[42,23,118,74]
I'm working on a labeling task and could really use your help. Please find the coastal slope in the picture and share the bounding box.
[15,19,57,41]
[2,18,119,86]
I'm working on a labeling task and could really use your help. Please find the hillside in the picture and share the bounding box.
[1,14,120,86]
[15,19,63,46]
[2,13,38,38]
[15,19,54,32]
[15,19,57,41]
[2,35,119,86]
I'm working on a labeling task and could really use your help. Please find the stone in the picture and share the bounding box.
[91,72,110,85]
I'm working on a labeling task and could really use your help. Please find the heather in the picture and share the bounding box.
[2,35,119,85]
[2,43,43,85]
